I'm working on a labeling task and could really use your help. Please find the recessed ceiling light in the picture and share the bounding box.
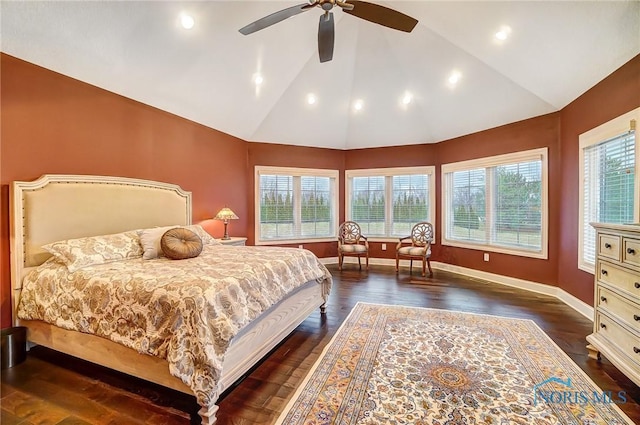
[307,93,317,105]
[494,25,511,41]
[254,74,264,85]
[402,93,413,105]
[447,70,462,87]
[180,13,195,30]
[353,99,364,111]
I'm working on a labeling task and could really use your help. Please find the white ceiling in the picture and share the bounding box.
[2,1,639,150]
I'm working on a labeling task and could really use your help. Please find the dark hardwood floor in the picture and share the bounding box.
[2,265,639,424]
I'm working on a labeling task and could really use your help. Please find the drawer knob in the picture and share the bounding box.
[600,323,607,329]
[634,314,640,321]
[601,269,608,276]
[628,247,636,255]
[636,282,640,289]
[635,347,640,354]
[600,296,607,302]
[605,243,612,249]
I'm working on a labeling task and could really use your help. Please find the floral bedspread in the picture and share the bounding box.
[18,245,332,406]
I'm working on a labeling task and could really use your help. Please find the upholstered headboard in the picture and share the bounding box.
[10,174,192,321]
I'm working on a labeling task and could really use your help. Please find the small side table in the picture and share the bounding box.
[217,237,247,246]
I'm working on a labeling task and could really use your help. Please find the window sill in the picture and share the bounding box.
[255,237,337,245]
[578,262,595,275]
[442,239,547,259]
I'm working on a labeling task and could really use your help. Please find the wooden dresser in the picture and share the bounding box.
[587,223,640,387]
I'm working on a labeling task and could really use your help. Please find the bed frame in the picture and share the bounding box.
[10,174,328,424]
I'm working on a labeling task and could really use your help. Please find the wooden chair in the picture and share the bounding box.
[338,221,369,271]
[396,222,433,277]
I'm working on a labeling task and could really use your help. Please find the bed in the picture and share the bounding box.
[9,174,332,424]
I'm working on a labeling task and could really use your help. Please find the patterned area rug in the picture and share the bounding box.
[275,303,633,425]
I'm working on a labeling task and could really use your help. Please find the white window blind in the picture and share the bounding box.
[493,161,542,249]
[259,174,294,240]
[392,174,430,236]
[448,168,486,243]
[442,148,548,258]
[301,176,332,237]
[346,167,435,239]
[351,176,386,236]
[582,131,636,266]
[256,167,338,243]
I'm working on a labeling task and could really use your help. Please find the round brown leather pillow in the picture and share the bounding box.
[160,228,203,260]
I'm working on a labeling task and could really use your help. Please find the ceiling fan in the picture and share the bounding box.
[239,0,418,63]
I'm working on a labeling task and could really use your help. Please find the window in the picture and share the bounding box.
[346,167,435,239]
[255,166,339,244]
[442,148,548,258]
[579,108,639,273]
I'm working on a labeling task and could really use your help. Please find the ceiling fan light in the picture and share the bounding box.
[321,1,334,11]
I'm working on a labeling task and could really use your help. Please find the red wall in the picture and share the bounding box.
[1,54,248,327]
[2,52,638,328]
[345,143,440,261]
[345,114,561,285]
[435,113,561,286]
[247,142,345,259]
[558,55,640,304]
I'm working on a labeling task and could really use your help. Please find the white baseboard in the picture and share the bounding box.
[321,257,594,321]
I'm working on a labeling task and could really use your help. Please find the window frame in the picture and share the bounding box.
[578,107,639,274]
[254,166,339,245]
[441,148,549,259]
[345,166,436,242]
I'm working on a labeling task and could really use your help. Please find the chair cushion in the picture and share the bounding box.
[397,246,431,256]
[340,244,368,253]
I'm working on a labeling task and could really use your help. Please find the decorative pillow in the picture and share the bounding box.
[160,228,203,260]
[42,231,143,272]
[138,224,218,260]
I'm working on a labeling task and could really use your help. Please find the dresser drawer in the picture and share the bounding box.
[598,260,640,297]
[597,286,640,334]
[599,234,621,262]
[595,312,640,368]
[623,237,640,268]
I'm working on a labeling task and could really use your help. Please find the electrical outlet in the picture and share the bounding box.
[483,253,489,262]
[382,243,387,251]
[298,244,304,249]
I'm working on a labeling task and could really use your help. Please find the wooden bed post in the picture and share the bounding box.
[199,404,219,424]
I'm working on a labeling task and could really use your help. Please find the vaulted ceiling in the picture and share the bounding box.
[2,1,639,150]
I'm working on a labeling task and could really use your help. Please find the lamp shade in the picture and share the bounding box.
[214,207,238,221]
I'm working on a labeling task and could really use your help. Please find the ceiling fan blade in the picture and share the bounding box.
[318,12,335,63]
[336,0,354,11]
[239,2,316,35]
[343,0,418,32]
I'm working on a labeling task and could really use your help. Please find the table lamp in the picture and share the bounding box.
[214,207,239,240]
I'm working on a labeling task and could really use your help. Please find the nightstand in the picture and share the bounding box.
[217,237,247,246]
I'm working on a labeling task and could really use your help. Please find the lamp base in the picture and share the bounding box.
[222,222,230,240]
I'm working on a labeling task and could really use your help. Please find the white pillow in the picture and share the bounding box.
[42,231,143,272]
[138,224,219,259]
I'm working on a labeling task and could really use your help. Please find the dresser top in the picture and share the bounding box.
[591,222,640,233]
